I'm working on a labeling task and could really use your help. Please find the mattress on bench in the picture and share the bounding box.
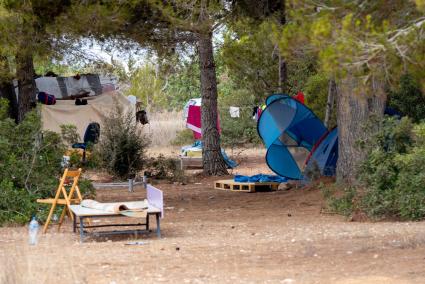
[70,203,161,217]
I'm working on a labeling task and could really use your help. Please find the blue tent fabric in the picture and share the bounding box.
[257,94,328,180]
[234,174,287,183]
[221,150,238,168]
[305,128,338,177]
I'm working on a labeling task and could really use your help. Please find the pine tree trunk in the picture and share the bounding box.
[16,51,36,123]
[336,76,386,183]
[198,32,228,176]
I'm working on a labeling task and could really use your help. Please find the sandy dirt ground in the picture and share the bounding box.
[1,154,425,284]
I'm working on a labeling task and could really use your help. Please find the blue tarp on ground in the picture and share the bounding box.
[181,141,238,169]
[234,174,287,183]
[257,94,328,180]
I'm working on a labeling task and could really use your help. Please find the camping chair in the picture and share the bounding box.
[37,168,83,233]
[72,122,100,163]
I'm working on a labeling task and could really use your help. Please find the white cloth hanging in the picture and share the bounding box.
[229,106,240,118]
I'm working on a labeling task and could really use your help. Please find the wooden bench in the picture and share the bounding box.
[69,185,163,242]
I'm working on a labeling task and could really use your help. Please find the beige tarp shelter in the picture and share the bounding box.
[41,91,134,138]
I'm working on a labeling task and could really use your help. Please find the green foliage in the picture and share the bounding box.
[163,59,201,110]
[359,118,425,220]
[0,180,36,225]
[219,89,261,147]
[97,106,149,179]
[171,129,194,146]
[220,20,278,99]
[329,188,357,217]
[68,150,81,167]
[389,74,425,123]
[323,117,425,220]
[78,179,96,199]
[304,74,329,121]
[125,64,166,109]
[0,98,9,119]
[60,124,80,146]
[274,1,424,89]
[145,154,185,182]
[320,183,356,217]
[220,19,319,101]
[0,100,96,225]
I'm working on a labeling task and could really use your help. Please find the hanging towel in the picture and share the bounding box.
[187,105,202,139]
[229,106,240,118]
[186,105,221,139]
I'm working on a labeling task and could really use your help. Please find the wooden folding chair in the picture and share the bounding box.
[37,168,83,233]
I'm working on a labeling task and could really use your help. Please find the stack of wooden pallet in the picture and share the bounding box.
[214,179,280,193]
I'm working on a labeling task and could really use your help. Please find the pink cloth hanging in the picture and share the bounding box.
[186,105,221,139]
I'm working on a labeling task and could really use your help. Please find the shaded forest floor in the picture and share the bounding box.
[1,152,425,284]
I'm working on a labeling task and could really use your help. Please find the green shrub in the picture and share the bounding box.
[389,74,425,123]
[328,187,357,217]
[145,154,185,182]
[320,183,357,217]
[0,180,36,225]
[60,124,80,146]
[0,99,71,225]
[324,117,425,221]
[322,117,425,220]
[304,74,337,128]
[219,89,261,147]
[358,117,417,219]
[98,106,149,179]
[78,178,96,199]
[391,141,425,220]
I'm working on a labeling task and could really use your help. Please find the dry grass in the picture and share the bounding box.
[0,234,81,284]
[143,111,185,147]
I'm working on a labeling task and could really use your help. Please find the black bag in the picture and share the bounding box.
[75,99,88,105]
[136,110,149,125]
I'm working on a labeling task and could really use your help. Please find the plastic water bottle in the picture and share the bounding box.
[143,175,147,189]
[128,178,134,192]
[28,217,39,245]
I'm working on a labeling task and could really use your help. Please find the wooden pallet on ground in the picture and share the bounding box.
[214,179,280,193]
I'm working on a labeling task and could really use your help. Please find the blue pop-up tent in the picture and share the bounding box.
[257,94,338,180]
[304,127,338,177]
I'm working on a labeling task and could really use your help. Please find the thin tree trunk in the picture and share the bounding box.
[198,31,228,176]
[16,51,36,123]
[324,79,336,129]
[336,76,386,183]
[278,55,287,93]
[278,0,287,93]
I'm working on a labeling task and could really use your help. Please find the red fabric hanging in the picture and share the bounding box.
[186,105,221,139]
[294,91,305,104]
